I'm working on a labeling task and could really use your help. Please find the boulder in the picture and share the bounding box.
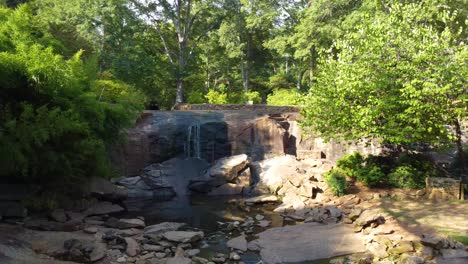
[83,201,125,216]
[245,195,279,204]
[204,154,248,182]
[144,222,186,235]
[227,234,247,251]
[354,209,385,227]
[249,223,366,263]
[86,177,127,202]
[117,176,176,200]
[124,237,140,257]
[251,155,301,193]
[104,217,145,229]
[208,183,244,196]
[162,231,204,243]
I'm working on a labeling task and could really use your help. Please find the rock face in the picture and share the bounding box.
[117,157,209,199]
[426,177,463,200]
[249,223,366,264]
[112,110,303,176]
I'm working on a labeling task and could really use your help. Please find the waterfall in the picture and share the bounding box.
[185,123,201,159]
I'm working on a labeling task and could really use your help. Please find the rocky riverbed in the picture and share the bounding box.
[1,153,467,264]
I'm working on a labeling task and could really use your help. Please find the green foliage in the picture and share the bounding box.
[244,90,261,104]
[356,164,386,187]
[302,1,467,149]
[324,169,348,196]
[0,5,141,191]
[388,165,426,189]
[267,89,302,106]
[335,151,440,188]
[336,152,365,178]
[205,89,228,104]
[187,89,206,104]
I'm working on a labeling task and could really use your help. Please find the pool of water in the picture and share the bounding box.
[122,195,340,264]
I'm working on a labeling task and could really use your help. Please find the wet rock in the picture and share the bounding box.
[87,177,127,202]
[245,195,278,204]
[125,237,140,257]
[230,252,241,260]
[326,206,342,218]
[144,222,186,235]
[105,217,145,229]
[83,201,124,216]
[255,214,265,221]
[50,209,67,223]
[162,231,204,243]
[227,234,247,251]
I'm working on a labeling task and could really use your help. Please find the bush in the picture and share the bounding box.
[388,165,426,189]
[186,89,205,104]
[205,89,227,104]
[244,91,261,104]
[356,164,386,187]
[324,169,348,196]
[0,6,141,192]
[336,152,364,178]
[267,88,302,106]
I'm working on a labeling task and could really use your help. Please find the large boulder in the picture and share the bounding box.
[189,154,248,193]
[204,154,249,182]
[86,177,128,202]
[117,175,176,200]
[251,155,301,193]
[249,223,366,264]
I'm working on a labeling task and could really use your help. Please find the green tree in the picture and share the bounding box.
[302,1,467,171]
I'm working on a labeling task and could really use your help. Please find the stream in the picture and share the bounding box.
[122,195,337,264]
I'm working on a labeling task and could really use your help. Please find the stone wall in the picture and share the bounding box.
[174,104,300,113]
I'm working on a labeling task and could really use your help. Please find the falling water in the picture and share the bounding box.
[185,123,201,159]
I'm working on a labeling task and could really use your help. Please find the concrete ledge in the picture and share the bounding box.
[173,104,300,112]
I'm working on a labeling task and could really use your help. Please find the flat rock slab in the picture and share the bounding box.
[250,223,366,264]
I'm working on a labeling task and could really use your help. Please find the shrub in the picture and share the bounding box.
[186,89,205,104]
[336,152,364,178]
[205,89,227,104]
[324,169,348,196]
[267,88,302,106]
[388,165,426,189]
[356,164,386,187]
[244,91,261,104]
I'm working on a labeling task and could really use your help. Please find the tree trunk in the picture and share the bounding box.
[176,78,184,104]
[454,119,466,175]
[243,33,252,92]
[297,69,305,90]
